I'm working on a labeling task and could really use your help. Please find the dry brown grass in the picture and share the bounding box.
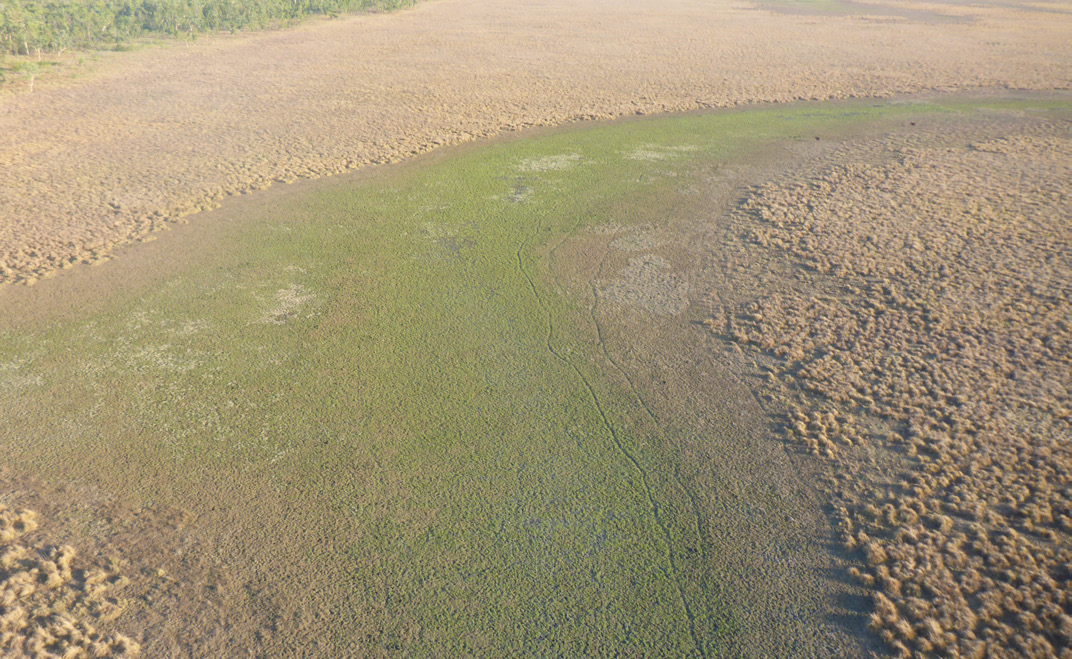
[0,505,139,658]
[715,118,1072,657]
[1,0,1071,285]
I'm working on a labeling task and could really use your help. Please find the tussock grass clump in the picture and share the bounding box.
[0,505,139,657]
[719,120,1072,657]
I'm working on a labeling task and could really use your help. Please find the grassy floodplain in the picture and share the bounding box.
[0,98,1052,655]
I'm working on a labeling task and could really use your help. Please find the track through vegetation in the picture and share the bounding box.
[517,214,708,657]
[1,96,1067,655]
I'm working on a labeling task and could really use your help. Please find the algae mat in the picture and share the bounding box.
[0,98,1054,656]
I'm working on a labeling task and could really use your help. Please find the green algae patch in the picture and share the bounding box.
[0,97,1044,655]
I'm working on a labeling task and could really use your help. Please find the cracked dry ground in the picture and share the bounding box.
[695,115,1071,657]
[2,0,1072,285]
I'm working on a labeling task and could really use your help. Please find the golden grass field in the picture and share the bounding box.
[1,0,1070,285]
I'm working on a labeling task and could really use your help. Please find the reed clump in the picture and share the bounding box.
[719,121,1072,657]
[0,505,139,657]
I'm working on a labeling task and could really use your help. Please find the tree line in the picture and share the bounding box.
[0,0,415,57]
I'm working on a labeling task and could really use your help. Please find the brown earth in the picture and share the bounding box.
[1,0,1071,285]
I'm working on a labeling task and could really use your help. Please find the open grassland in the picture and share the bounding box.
[0,99,976,656]
[1,0,1071,286]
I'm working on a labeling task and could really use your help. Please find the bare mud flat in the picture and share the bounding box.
[1,0,1071,285]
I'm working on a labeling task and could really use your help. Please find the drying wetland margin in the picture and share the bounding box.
[2,0,1071,286]
[2,94,1069,656]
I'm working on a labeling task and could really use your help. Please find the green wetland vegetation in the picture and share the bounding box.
[0,98,1052,655]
